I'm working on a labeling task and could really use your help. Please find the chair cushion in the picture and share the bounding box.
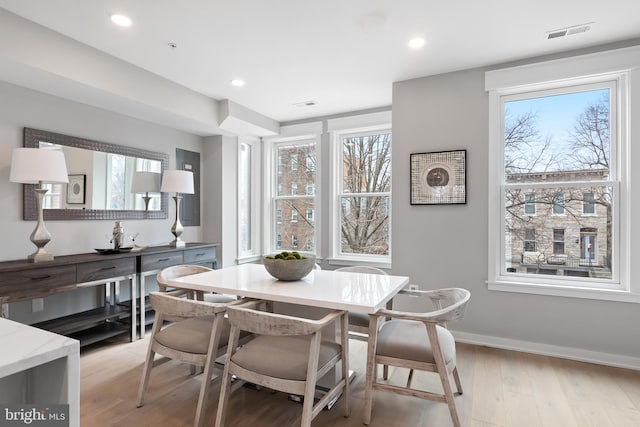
[376,320,456,365]
[348,311,369,328]
[231,335,341,381]
[155,316,231,355]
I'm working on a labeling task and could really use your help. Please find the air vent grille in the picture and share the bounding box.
[546,23,593,40]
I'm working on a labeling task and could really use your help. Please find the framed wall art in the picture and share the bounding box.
[67,174,86,204]
[410,150,466,205]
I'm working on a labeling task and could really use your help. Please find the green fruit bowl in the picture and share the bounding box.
[263,253,316,281]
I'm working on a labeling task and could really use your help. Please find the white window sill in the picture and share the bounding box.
[487,280,640,303]
[327,257,391,270]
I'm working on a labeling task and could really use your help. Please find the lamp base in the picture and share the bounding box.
[28,249,54,263]
[170,239,186,248]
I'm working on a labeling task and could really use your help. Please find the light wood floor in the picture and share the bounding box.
[80,335,640,427]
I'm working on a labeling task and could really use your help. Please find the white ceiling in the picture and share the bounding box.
[1,0,639,124]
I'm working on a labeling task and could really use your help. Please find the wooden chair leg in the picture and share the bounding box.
[214,363,233,427]
[428,326,461,427]
[136,348,155,407]
[452,366,463,395]
[363,317,378,425]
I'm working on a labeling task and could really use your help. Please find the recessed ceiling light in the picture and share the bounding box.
[231,79,245,87]
[408,37,425,49]
[111,14,132,27]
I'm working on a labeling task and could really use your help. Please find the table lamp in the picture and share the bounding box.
[10,147,69,262]
[131,171,161,211]
[160,170,194,247]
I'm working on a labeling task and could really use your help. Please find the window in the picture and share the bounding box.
[486,47,635,301]
[583,192,595,214]
[553,229,565,254]
[552,193,565,215]
[524,193,536,215]
[306,154,315,172]
[269,137,317,253]
[333,128,391,262]
[306,182,315,195]
[237,139,261,260]
[306,208,314,222]
[524,228,536,252]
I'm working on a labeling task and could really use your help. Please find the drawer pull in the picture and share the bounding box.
[158,258,171,262]
[101,266,117,270]
[195,253,205,257]
[30,275,51,280]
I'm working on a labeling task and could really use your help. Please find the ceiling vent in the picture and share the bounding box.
[546,23,593,40]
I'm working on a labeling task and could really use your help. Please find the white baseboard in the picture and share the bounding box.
[452,330,640,371]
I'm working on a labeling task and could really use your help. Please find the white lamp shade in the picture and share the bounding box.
[131,171,161,193]
[160,170,194,194]
[10,148,69,184]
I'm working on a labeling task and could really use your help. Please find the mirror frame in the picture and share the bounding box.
[23,127,169,220]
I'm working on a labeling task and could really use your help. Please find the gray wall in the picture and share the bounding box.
[391,66,639,364]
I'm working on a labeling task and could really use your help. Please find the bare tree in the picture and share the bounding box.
[340,133,391,255]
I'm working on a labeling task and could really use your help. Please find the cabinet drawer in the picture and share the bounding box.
[183,247,216,265]
[140,252,183,272]
[0,265,76,297]
[77,258,135,283]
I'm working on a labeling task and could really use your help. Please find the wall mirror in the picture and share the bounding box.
[23,127,169,220]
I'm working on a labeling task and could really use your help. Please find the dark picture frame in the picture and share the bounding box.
[410,150,466,205]
[67,174,86,204]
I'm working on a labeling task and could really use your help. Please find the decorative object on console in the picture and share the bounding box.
[410,149,466,205]
[160,170,194,247]
[263,252,316,281]
[10,147,69,262]
[130,171,161,211]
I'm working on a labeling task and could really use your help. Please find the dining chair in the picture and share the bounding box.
[136,290,246,427]
[334,266,388,341]
[215,300,350,427]
[363,287,471,427]
[156,264,236,303]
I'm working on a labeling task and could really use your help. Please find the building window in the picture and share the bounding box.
[583,192,595,214]
[524,228,536,252]
[333,128,391,262]
[269,137,317,253]
[306,154,315,172]
[553,229,565,254]
[306,181,315,195]
[306,208,314,222]
[552,193,565,215]
[291,235,298,248]
[524,193,536,215]
[486,48,632,300]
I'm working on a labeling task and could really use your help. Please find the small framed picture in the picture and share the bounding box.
[410,150,466,205]
[67,174,86,204]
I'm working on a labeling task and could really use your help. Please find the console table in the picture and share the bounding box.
[0,243,218,346]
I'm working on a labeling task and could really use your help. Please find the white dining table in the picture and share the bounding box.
[167,263,410,314]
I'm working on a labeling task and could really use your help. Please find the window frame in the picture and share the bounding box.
[486,47,639,303]
[262,124,322,257]
[329,123,392,266]
[237,138,262,262]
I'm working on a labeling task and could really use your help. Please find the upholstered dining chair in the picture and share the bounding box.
[215,301,350,427]
[363,287,471,427]
[334,266,388,340]
[156,264,236,303]
[136,290,246,427]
